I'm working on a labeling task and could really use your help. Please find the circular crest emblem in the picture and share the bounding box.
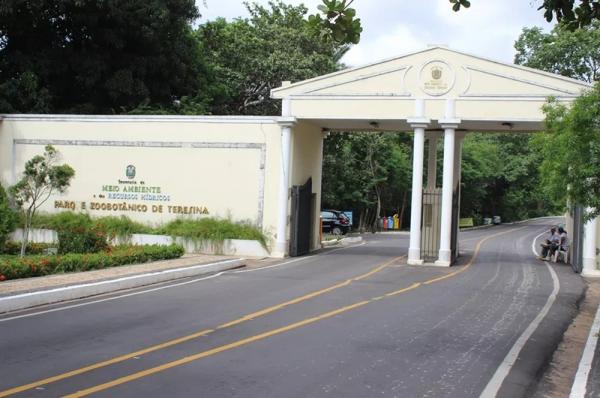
[419,60,455,96]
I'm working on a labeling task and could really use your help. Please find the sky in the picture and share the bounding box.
[195,0,555,67]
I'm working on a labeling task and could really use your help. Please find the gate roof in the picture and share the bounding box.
[271,46,591,132]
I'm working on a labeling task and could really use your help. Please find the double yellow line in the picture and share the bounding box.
[0,254,402,397]
[2,226,525,397]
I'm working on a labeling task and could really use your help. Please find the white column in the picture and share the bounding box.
[274,121,294,257]
[582,213,598,275]
[436,99,461,266]
[426,133,439,190]
[407,99,430,265]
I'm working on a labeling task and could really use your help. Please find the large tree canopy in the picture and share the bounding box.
[514,21,600,83]
[515,19,600,217]
[0,0,212,114]
[197,1,347,115]
[537,83,600,218]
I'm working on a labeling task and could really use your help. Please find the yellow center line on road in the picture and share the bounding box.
[0,255,404,397]
[63,300,373,398]
[60,226,528,397]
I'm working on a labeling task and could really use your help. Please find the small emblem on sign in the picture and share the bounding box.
[126,165,136,179]
[431,66,442,80]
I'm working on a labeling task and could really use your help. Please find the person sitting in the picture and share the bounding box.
[555,227,570,261]
[539,227,560,260]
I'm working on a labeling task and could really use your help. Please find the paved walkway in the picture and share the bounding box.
[0,254,238,297]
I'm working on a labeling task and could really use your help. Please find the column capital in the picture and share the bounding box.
[277,117,297,128]
[407,118,431,128]
[439,118,461,129]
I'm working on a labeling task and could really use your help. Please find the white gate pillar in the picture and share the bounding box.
[436,100,461,266]
[582,212,598,276]
[274,115,296,258]
[407,99,430,265]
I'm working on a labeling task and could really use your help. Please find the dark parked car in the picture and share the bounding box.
[321,210,350,235]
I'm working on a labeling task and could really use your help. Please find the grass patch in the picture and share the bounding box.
[158,218,267,249]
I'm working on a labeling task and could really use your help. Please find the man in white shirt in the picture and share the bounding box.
[539,227,560,260]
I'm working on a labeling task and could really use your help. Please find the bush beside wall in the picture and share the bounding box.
[0,244,184,281]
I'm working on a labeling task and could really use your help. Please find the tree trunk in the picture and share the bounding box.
[399,190,408,230]
[20,214,30,257]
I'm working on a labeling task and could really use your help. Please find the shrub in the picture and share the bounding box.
[0,244,184,281]
[1,241,55,255]
[159,218,267,248]
[43,213,108,254]
[0,184,17,252]
[93,215,153,239]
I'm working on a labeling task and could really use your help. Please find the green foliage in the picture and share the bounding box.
[322,132,412,229]
[0,244,184,281]
[197,1,346,115]
[514,21,600,83]
[158,218,267,248]
[1,241,55,255]
[93,215,153,239]
[308,0,362,44]
[0,0,212,114]
[0,184,17,251]
[460,133,559,222]
[538,83,600,219]
[9,145,75,256]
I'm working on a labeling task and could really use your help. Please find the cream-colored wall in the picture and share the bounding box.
[273,46,590,125]
[290,121,323,250]
[0,115,283,248]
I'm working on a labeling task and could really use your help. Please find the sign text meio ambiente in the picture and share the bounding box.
[54,164,209,215]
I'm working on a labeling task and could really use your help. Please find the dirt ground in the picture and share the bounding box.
[535,278,600,397]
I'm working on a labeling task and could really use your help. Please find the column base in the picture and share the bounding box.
[435,249,451,267]
[583,257,598,274]
[582,269,600,278]
[408,248,423,265]
[273,241,287,258]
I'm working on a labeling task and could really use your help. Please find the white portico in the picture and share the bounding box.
[272,45,591,265]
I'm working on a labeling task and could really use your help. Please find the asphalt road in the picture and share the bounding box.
[0,218,585,398]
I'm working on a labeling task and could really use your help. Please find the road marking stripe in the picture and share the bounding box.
[217,255,402,329]
[0,242,367,323]
[479,228,560,398]
[63,301,373,398]
[60,227,528,397]
[0,252,400,396]
[570,299,600,398]
[0,329,214,398]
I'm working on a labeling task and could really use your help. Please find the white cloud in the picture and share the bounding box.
[195,0,555,66]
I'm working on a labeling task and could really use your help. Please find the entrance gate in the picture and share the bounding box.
[571,205,584,273]
[289,178,312,257]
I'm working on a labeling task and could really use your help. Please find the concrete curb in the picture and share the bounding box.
[0,258,245,314]
[321,236,363,247]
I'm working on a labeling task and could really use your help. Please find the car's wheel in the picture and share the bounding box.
[332,226,342,235]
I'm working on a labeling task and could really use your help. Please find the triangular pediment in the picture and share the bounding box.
[271,46,590,100]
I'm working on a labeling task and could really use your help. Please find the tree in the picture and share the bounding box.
[197,1,347,115]
[514,22,600,83]
[0,183,17,253]
[536,83,600,219]
[322,132,412,231]
[0,0,212,114]
[9,145,75,256]
[312,0,599,47]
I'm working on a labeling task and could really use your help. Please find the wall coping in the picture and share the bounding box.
[0,114,281,124]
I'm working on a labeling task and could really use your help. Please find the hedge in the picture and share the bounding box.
[0,244,184,281]
[1,241,56,255]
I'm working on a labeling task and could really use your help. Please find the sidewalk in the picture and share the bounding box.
[534,278,600,398]
[0,254,246,313]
